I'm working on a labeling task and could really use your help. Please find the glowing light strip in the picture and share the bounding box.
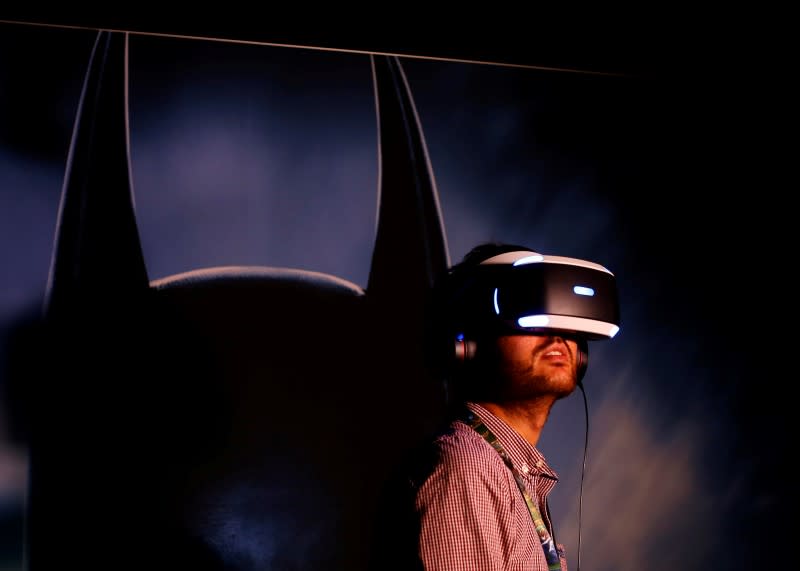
[479,250,613,274]
[512,254,544,266]
[516,314,619,338]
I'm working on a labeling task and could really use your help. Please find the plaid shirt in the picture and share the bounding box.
[414,402,568,571]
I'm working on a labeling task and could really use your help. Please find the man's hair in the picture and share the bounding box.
[425,241,535,406]
[447,241,531,285]
[432,241,533,337]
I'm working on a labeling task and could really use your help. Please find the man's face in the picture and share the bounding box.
[491,334,579,400]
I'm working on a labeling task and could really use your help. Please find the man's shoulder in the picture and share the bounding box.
[435,420,499,461]
[403,420,502,477]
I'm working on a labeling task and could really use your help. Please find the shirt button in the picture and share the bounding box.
[520,463,529,474]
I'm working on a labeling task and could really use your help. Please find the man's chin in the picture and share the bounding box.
[549,371,578,396]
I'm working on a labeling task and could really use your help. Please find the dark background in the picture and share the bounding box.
[0,11,791,571]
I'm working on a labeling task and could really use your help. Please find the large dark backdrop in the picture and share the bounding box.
[0,13,790,571]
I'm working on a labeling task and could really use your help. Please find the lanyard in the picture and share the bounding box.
[466,410,562,571]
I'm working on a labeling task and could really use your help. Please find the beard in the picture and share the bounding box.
[456,334,580,403]
[493,344,578,401]
[496,369,577,402]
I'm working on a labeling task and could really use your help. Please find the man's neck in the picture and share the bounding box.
[477,397,557,447]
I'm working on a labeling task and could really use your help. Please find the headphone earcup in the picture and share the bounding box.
[576,338,589,383]
[454,336,477,363]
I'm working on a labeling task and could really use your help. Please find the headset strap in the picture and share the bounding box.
[465,410,562,571]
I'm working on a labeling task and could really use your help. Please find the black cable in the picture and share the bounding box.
[576,381,589,571]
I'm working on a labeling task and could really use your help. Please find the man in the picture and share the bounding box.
[369,242,619,571]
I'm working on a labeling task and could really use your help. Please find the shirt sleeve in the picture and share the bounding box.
[415,435,522,571]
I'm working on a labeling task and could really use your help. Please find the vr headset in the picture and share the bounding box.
[450,250,621,342]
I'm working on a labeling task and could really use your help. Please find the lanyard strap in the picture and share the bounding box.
[466,411,562,571]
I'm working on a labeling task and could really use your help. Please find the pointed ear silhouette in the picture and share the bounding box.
[44,31,148,322]
[32,34,453,570]
[367,55,450,301]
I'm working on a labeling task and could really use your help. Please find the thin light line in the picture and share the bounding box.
[0,18,634,78]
